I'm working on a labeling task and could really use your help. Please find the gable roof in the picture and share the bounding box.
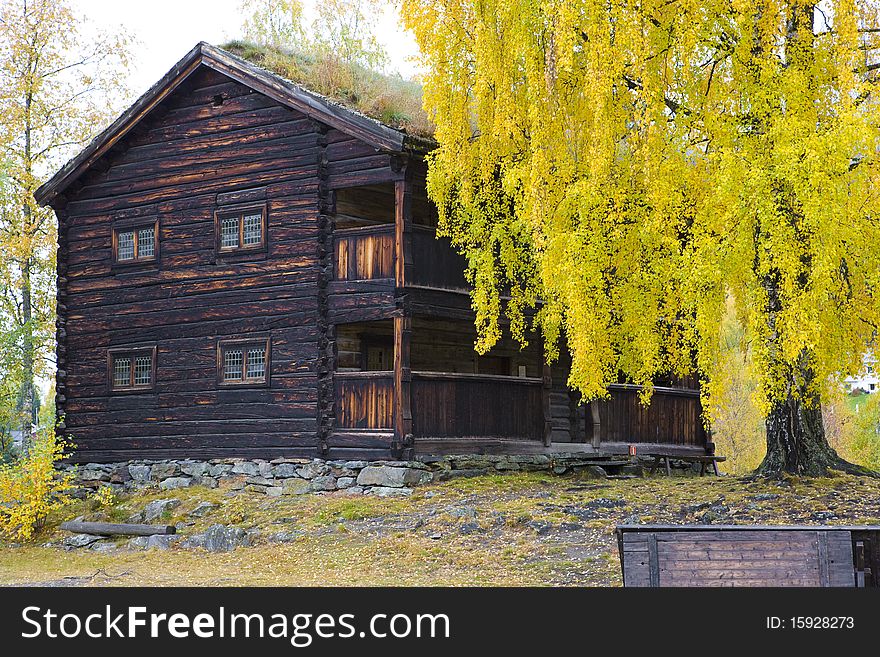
[35,42,434,206]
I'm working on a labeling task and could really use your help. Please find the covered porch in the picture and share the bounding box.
[328,318,709,459]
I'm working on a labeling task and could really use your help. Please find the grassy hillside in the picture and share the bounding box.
[3,470,879,586]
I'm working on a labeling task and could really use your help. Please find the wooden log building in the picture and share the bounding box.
[35,43,711,464]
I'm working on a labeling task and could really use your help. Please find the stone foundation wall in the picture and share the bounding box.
[63,454,629,498]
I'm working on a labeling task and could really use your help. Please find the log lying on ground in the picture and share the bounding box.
[60,521,176,536]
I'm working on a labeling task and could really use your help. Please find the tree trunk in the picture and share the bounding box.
[757,350,873,477]
[19,71,36,451]
[19,254,35,450]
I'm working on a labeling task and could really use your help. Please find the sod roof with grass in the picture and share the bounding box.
[220,40,434,139]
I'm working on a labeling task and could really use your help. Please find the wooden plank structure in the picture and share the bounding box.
[617,525,880,587]
[36,42,713,464]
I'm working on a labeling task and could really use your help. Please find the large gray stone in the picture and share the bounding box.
[357,466,431,488]
[110,465,132,483]
[297,462,330,479]
[282,478,310,495]
[268,530,303,544]
[128,464,151,482]
[185,524,250,552]
[336,476,356,489]
[144,535,179,551]
[208,464,234,477]
[64,533,103,548]
[159,477,192,490]
[368,486,414,497]
[79,468,110,482]
[180,461,209,477]
[245,476,276,487]
[231,461,260,476]
[189,501,218,518]
[273,463,299,478]
[310,475,337,491]
[151,462,180,480]
[139,498,181,522]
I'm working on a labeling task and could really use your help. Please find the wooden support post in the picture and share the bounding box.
[393,173,413,458]
[394,175,413,289]
[590,401,602,449]
[542,362,553,447]
[393,315,413,458]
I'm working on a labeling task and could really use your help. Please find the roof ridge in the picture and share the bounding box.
[35,42,433,206]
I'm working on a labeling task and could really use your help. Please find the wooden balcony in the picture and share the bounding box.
[332,225,467,291]
[334,370,544,442]
[411,372,543,440]
[590,384,708,455]
[335,371,394,430]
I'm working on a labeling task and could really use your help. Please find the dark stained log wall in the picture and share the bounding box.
[57,67,333,462]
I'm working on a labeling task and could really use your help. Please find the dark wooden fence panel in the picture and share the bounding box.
[335,372,394,429]
[596,384,706,448]
[410,227,468,291]
[411,372,543,440]
[333,225,394,281]
[618,526,862,587]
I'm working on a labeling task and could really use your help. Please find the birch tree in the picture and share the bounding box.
[0,0,131,444]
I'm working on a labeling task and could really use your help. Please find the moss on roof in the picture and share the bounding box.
[220,40,433,138]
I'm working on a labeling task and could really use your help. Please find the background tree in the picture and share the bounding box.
[0,0,131,448]
[401,0,880,476]
[311,0,388,70]
[239,0,305,50]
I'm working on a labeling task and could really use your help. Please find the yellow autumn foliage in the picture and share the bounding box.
[400,0,880,425]
[0,430,73,542]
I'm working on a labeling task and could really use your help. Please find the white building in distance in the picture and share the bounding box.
[844,352,879,394]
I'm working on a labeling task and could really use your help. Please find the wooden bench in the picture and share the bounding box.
[646,454,726,476]
[616,525,880,587]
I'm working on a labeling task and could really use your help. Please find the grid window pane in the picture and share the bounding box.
[243,214,262,245]
[246,347,266,380]
[221,216,239,248]
[113,357,131,387]
[117,231,135,260]
[138,228,154,258]
[134,356,152,386]
[224,349,243,381]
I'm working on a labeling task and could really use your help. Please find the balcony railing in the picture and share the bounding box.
[411,372,544,440]
[409,227,468,291]
[334,371,394,430]
[595,383,707,448]
[333,225,394,282]
[334,370,545,441]
[333,225,468,291]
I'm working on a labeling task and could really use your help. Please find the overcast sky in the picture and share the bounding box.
[69,0,422,99]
